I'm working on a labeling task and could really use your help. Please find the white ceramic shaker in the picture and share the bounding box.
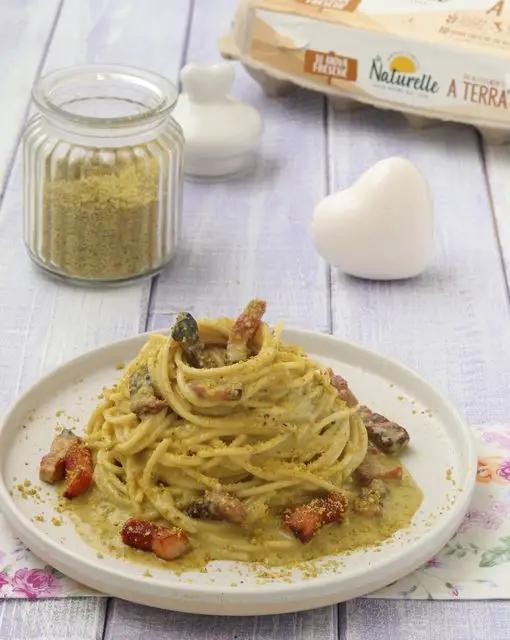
[173,62,263,179]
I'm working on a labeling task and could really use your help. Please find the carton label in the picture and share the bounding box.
[369,53,439,96]
[245,7,510,124]
[304,49,358,80]
[449,74,509,110]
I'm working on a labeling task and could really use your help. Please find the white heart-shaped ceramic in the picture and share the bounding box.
[310,157,434,280]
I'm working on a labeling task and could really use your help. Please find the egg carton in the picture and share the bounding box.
[219,0,510,144]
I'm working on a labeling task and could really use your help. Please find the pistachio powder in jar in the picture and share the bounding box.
[40,149,163,281]
[24,65,184,283]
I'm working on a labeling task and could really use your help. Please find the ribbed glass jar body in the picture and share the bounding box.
[23,65,184,284]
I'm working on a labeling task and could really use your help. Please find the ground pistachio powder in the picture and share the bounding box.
[41,152,161,280]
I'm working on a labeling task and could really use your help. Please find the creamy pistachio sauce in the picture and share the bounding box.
[63,459,422,574]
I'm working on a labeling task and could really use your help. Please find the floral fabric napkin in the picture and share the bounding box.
[1,424,509,600]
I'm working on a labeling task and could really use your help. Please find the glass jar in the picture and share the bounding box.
[23,64,184,284]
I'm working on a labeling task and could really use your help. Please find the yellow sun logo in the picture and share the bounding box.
[389,55,417,74]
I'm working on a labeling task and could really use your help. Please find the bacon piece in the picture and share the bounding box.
[152,527,190,561]
[353,479,387,517]
[121,518,190,561]
[354,449,402,486]
[283,493,348,543]
[186,491,246,524]
[63,443,93,498]
[129,366,167,416]
[358,405,409,454]
[39,431,94,497]
[39,430,80,484]
[226,299,266,364]
[121,518,155,551]
[328,370,358,408]
[190,383,242,402]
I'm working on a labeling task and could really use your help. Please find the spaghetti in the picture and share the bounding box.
[84,302,369,561]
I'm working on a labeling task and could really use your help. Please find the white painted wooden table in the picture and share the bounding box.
[1,1,510,638]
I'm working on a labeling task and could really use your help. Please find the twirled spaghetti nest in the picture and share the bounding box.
[86,316,368,559]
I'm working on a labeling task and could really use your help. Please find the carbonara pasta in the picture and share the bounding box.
[37,300,420,567]
[84,301,371,560]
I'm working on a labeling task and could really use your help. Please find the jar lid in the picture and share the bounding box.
[33,64,178,128]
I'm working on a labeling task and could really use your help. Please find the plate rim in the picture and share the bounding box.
[0,327,477,612]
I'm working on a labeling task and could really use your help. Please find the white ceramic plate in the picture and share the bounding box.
[0,329,476,615]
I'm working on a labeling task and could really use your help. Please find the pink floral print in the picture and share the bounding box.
[457,504,507,534]
[496,459,510,482]
[482,431,510,450]
[9,568,60,599]
[0,572,9,591]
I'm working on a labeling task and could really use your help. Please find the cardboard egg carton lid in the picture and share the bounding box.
[219,0,510,142]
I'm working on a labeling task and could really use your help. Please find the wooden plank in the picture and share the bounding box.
[0,0,193,637]
[143,0,337,636]
[327,108,510,635]
[0,597,106,640]
[328,107,510,426]
[340,599,510,640]
[149,0,330,334]
[481,142,510,295]
[104,599,338,640]
[0,0,62,193]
